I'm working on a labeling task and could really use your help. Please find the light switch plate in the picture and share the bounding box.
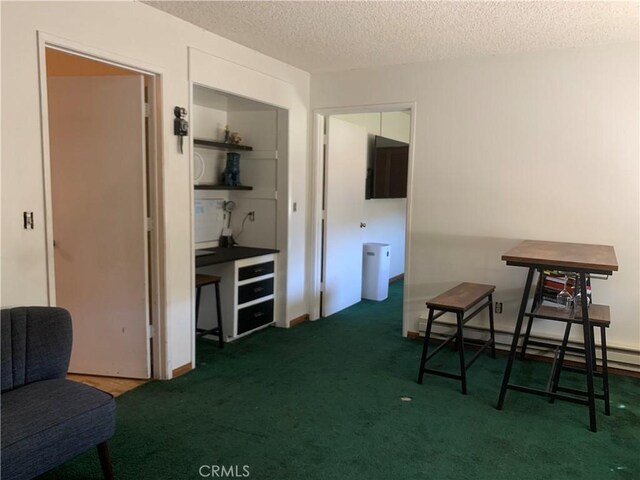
[23,212,34,229]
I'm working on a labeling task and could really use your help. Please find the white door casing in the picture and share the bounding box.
[322,117,368,316]
[48,75,150,378]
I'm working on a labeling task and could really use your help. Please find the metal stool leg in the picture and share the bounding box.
[600,325,610,416]
[578,272,597,432]
[417,307,435,384]
[195,286,202,328]
[214,281,224,349]
[550,321,572,403]
[590,325,598,371]
[488,294,496,358]
[456,311,467,395]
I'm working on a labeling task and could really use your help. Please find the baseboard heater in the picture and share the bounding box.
[416,318,640,374]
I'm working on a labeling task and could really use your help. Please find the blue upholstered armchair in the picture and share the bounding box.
[1,307,115,479]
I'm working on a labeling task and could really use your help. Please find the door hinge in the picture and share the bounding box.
[147,324,155,338]
[145,217,154,231]
[322,133,327,145]
[144,103,151,118]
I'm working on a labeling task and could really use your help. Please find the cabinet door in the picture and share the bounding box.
[238,300,274,334]
[238,261,275,281]
[238,278,274,304]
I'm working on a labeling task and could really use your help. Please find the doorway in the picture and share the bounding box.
[312,107,414,328]
[41,47,162,379]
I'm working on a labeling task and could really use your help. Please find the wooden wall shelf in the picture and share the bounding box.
[194,138,253,151]
[194,185,253,191]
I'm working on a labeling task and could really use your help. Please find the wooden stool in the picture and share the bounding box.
[195,274,224,349]
[549,304,610,415]
[417,282,496,394]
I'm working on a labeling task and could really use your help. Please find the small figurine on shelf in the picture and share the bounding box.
[229,131,242,145]
[223,125,230,143]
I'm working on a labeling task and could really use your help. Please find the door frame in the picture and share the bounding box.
[309,102,417,336]
[36,32,168,379]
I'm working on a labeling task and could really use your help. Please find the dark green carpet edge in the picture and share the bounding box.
[42,281,640,480]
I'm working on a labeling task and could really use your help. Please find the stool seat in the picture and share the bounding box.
[427,282,496,312]
[574,304,610,327]
[418,282,496,394]
[196,274,221,288]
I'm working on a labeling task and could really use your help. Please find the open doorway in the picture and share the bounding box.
[41,47,162,380]
[313,108,413,324]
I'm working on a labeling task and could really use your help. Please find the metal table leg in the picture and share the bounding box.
[497,267,535,410]
[578,272,597,432]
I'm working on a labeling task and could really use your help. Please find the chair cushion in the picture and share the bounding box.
[1,378,115,480]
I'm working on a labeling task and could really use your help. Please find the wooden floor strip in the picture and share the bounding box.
[67,374,148,397]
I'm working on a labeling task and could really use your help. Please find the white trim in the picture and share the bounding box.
[309,102,417,337]
[39,34,165,76]
[309,114,325,320]
[145,74,169,380]
[188,47,294,357]
[403,104,417,337]
[36,31,169,379]
[36,35,56,306]
[188,55,197,372]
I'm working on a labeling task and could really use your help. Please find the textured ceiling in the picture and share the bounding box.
[144,1,639,73]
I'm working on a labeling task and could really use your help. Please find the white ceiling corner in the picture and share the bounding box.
[143,1,640,73]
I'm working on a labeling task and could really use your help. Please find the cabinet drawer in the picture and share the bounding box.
[238,278,274,305]
[238,261,274,281]
[238,299,274,335]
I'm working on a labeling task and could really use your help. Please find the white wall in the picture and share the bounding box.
[334,112,410,278]
[1,1,310,377]
[313,43,640,366]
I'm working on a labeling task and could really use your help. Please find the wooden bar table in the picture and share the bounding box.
[496,240,618,432]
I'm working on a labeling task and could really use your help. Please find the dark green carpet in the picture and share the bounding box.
[43,282,639,479]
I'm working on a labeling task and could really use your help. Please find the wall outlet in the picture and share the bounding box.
[494,302,503,314]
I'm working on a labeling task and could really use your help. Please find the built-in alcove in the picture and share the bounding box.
[192,85,286,250]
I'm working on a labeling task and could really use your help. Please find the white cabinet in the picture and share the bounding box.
[197,253,276,341]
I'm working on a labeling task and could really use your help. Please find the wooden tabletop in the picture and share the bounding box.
[502,240,618,274]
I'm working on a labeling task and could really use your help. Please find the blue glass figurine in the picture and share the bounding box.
[222,152,241,186]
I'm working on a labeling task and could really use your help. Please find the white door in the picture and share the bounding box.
[322,117,368,316]
[48,75,150,378]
